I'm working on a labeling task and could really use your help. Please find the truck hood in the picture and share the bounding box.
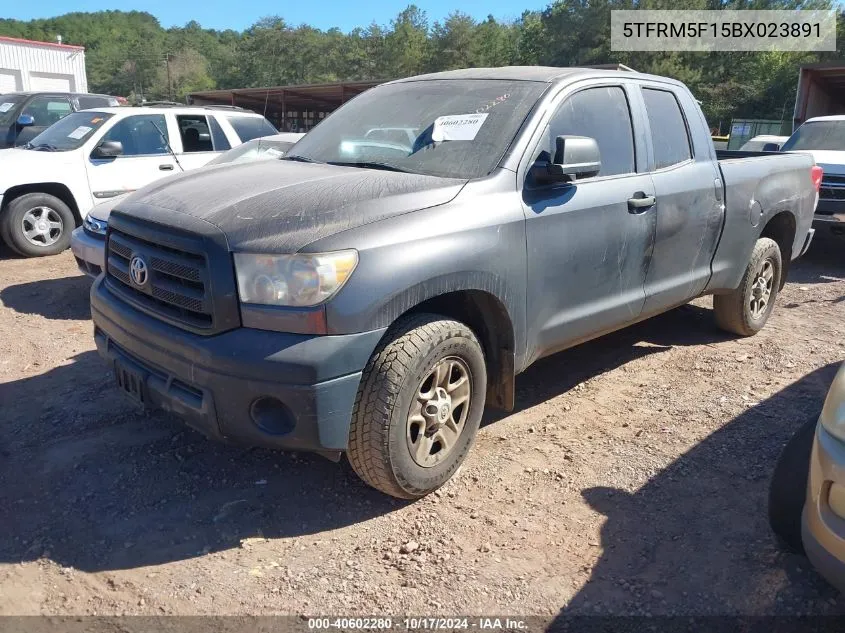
[0,148,79,192]
[88,193,131,222]
[118,160,466,252]
[792,150,845,176]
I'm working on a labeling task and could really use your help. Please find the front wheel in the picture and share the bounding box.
[2,193,76,257]
[347,314,487,499]
[714,237,782,336]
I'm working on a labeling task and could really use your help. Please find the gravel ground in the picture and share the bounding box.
[0,233,844,618]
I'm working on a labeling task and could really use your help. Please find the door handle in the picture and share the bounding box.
[627,193,656,213]
[159,164,174,171]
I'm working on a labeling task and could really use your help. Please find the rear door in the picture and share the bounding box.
[85,113,177,200]
[636,84,724,315]
[174,114,230,170]
[16,94,73,146]
[521,81,656,360]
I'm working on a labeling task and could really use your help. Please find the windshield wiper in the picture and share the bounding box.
[282,155,321,163]
[31,143,59,152]
[327,161,414,174]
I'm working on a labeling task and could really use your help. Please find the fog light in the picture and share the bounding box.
[830,483,845,521]
[250,397,295,436]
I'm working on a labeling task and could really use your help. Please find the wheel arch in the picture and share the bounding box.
[760,210,796,290]
[387,288,517,412]
[1,183,82,225]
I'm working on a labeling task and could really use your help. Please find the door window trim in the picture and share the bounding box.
[637,84,695,173]
[517,79,649,190]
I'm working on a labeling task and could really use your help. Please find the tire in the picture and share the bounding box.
[714,237,782,336]
[768,416,816,554]
[347,313,487,499]
[2,193,76,257]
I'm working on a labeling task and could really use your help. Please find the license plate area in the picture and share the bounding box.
[114,359,146,406]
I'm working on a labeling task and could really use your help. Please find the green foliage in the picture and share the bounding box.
[0,2,842,127]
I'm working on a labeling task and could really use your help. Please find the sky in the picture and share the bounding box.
[5,0,538,32]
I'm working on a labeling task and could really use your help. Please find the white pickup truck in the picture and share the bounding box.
[780,115,845,237]
[0,105,277,257]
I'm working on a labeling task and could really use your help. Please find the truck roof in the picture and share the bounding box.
[389,65,685,87]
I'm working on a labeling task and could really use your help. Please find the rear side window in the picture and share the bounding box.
[642,88,692,169]
[545,86,636,177]
[208,116,231,151]
[226,116,278,142]
[177,114,214,152]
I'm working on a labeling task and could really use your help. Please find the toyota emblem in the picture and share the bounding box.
[129,255,149,286]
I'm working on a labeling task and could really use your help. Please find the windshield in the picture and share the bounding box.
[24,110,114,152]
[286,79,546,179]
[208,138,296,165]
[26,111,114,151]
[0,95,27,126]
[781,121,845,152]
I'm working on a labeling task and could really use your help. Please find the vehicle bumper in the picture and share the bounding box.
[90,275,386,452]
[802,423,845,594]
[71,227,106,278]
[813,200,845,235]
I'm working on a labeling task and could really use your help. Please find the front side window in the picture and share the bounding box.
[542,86,636,178]
[22,96,73,127]
[100,114,169,156]
[642,88,692,169]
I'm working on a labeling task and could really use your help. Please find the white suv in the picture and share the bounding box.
[0,105,277,257]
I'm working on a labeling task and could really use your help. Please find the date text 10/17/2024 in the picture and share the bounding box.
[307,618,529,630]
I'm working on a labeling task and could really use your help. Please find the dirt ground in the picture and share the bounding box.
[1,233,844,619]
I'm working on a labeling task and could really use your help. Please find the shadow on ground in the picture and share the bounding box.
[1,275,93,320]
[546,363,844,622]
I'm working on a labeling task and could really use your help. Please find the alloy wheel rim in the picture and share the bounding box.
[21,206,63,247]
[749,258,774,320]
[406,356,472,468]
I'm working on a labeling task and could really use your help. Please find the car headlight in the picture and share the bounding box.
[820,363,845,442]
[83,215,108,235]
[234,250,358,307]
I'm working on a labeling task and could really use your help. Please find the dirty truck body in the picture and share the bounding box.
[91,67,818,498]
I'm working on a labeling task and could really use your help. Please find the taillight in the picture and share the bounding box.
[811,165,823,192]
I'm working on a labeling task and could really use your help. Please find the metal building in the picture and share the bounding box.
[0,36,88,94]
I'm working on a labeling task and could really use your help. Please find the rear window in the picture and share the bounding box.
[77,95,117,110]
[226,116,278,142]
[642,88,693,170]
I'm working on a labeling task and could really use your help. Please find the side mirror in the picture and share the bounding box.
[532,135,601,184]
[92,140,124,158]
[16,114,35,128]
[762,142,780,152]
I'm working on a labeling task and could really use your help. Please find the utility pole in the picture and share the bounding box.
[166,54,173,101]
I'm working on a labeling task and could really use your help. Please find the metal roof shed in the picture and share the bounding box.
[188,80,382,132]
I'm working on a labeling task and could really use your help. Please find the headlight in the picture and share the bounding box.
[820,363,845,442]
[234,250,358,307]
[83,215,108,235]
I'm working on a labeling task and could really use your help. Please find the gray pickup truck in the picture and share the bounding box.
[91,67,820,499]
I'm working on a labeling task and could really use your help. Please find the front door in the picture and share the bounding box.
[522,84,656,362]
[85,113,178,201]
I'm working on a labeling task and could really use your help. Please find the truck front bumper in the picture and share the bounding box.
[91,276,386,453]
[802,423,845,594]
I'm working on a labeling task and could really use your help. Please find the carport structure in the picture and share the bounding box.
[188,80,382,132]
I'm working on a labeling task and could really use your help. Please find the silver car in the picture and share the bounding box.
[71,133,304,277]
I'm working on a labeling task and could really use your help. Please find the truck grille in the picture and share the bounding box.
[106,227,214,330]
[820,174,845,203]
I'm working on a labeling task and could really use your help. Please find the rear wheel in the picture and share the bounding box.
[714,237,782,336]
[347,314,487,499]
[2,193,75,257]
